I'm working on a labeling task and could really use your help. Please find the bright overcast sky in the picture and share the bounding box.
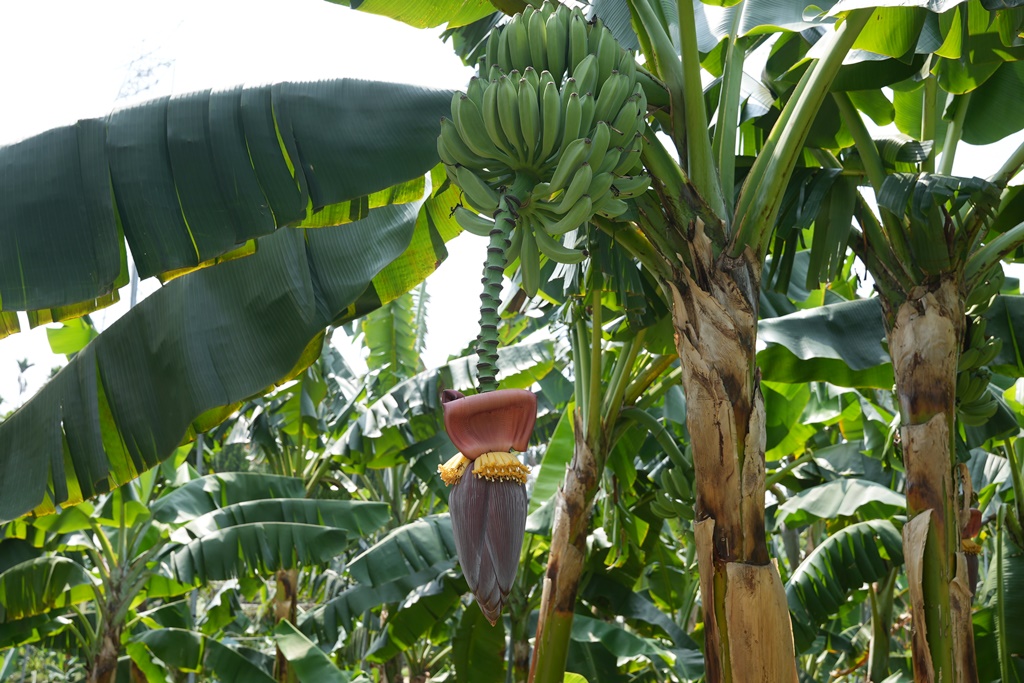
[0,0,485,407]
[0,1,1021,409]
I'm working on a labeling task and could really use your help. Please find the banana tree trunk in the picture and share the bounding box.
[274,568,300,683]
[884,279,978,683]
[668,246,798,683]
[529,413,600,683]
[87,622,122,683]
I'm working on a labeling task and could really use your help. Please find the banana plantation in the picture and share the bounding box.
[2,0,1024,680]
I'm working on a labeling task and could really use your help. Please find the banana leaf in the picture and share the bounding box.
[777,478,905,526]
[0,556,95,623]
[454,603,506,683]
[0,79,450,319]
[150,473,309,524]
[787,519,904,651]
[273,621,351,683]
[0,191,461,522]
[135,627,277,683]
[163,522,354,585]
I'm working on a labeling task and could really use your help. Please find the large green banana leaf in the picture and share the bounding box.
[0,189,462,522]
[273,621,355,683]
[0,79,450,323]
[787,519,904,651]
[300,515,457,643]
[0,556,95,623]
[133,627,277,683]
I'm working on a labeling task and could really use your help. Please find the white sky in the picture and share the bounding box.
[0,1,1021,410]
[0,0,485,408]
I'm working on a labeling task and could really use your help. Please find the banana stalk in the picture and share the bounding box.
[475,176,532,392]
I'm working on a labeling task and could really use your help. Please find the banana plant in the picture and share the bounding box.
[782,29,1024,675]
[0,465,390,682]
[433,0,905,677]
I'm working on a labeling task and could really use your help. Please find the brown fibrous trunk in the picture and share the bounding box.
[528,412,600,682]
[668,234,797,683]
[885,278,977,683]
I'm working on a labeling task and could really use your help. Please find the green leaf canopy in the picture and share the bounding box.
[0,79,450,319]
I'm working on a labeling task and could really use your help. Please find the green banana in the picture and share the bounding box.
[548,137,591,193]
[455,206,497,237]
[958,347,982,372]
[485,29,500,75]
[559,91,582,155]
[553,162,593,214]
[483,81,516,159]
[518,77,540,163]
[969,319,987,350]
[528,9,548,73]
[609,95,641,147]
[519,218,541,297]
[650,494,677,519]
[467,78,489,111]
[541,194,593,235]
[587,171,615,202]
[496,27,512,75]
[455,166,500,213]
[616,49,637,83]
[545,10,567,82]
[587,121,612,171]
[439,118,495,169]
[532,217,588,263]
[611,173,651,199]
[572,53,599,96]
[663,466,692,501]
[614,133,643,174]
[508,14,531,73]
[594,195,629,218]
[452,93,504,161]
[595,147,621,175]
[487,63,506,83]
[497,76,528,163]
[523,65,540,93]
[538,69,556,90]
[976,337,1002,367]
[594,71,630,124]
[959,392,998,426]
[539,80,562,163]
[594,24,619,87]
[568,10,589,75]
[579,92,597,136]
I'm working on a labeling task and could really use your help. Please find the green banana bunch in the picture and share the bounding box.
[439,0,648,276]
[954,317,1005,426]
[650,466,695,521]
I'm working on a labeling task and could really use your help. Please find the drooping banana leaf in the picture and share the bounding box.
[0,556,96,623]
[786,519,904,651]
[0,190,461,522]
[0,79,450,320]
[757,298,894,387]
[453,601,507,683]
[176,499,390,542]
[273,620,353,683]
[162,522,354,585]
[149,472,309,524]
[777,478,906,527]
[134,627,277,683]
[348,514,457,587]
[364,572,464,663]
